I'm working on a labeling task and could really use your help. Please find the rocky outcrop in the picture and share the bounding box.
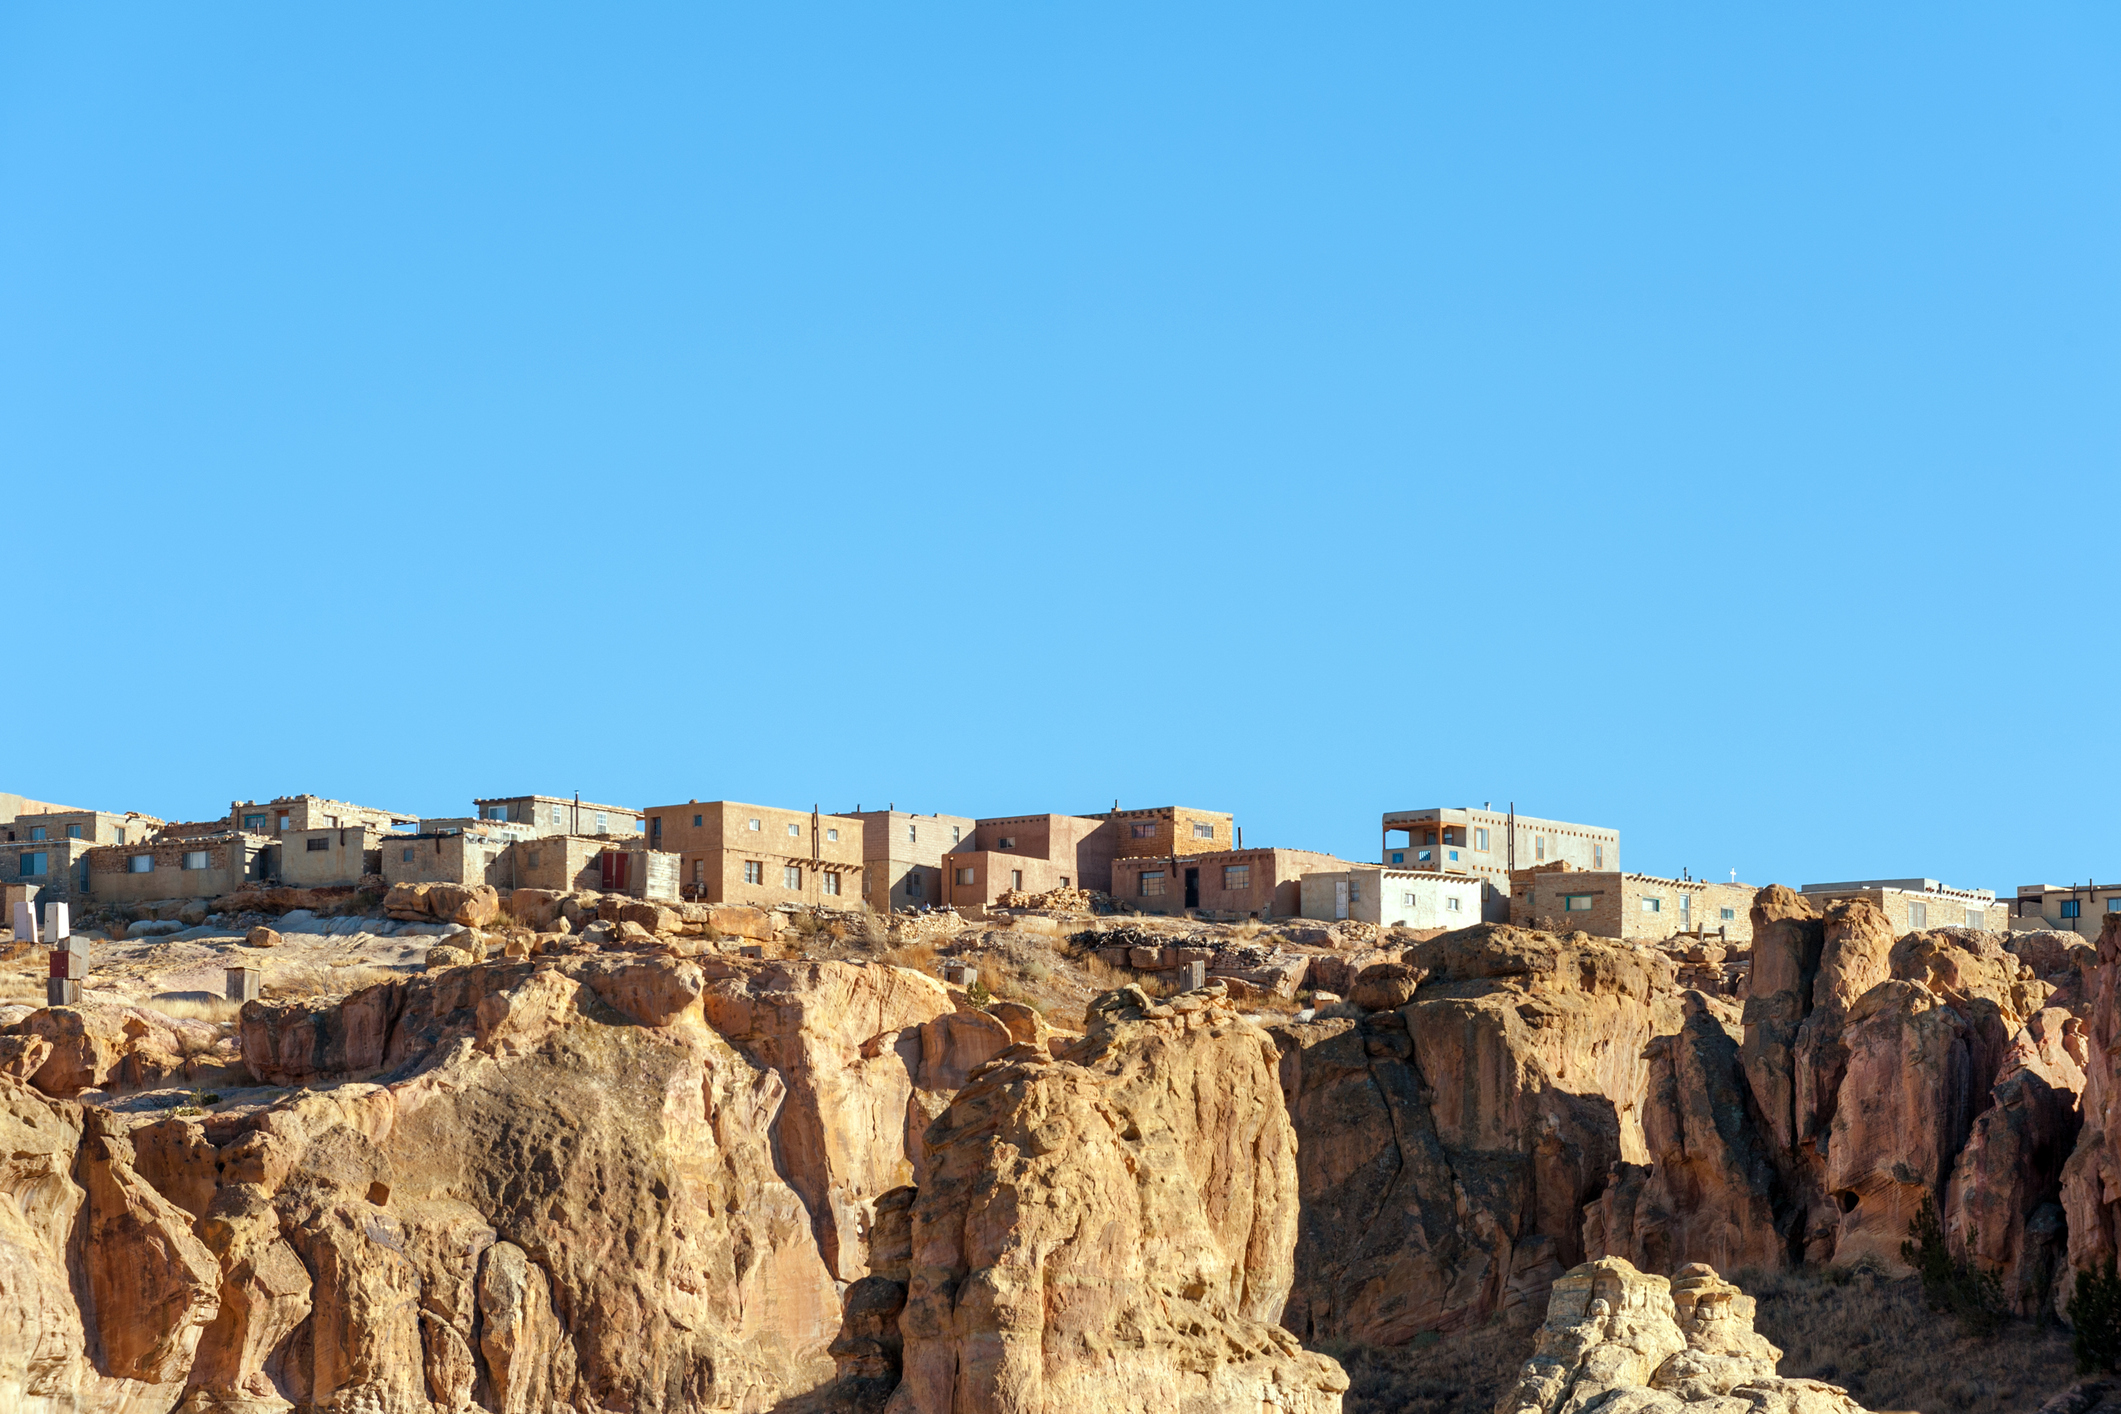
[1495,1257,1868,1414]
[383,882,501,927]
[2061,913,2121,1315]
[1274,925,1677,1344]
[892,983,1345,1413]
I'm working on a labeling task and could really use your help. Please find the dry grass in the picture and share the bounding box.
[263,962,396,998]
[151,997,243,1024]
[1739,1264,2073,1414]
[880,941,939,973]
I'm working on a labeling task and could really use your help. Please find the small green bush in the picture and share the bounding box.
[1901,1193,2006,1337]
[2068,1258,2121,1372]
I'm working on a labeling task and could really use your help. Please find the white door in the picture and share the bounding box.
[1333,881,1349,921]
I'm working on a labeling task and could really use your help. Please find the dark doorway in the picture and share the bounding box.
[1184,867,1200,908]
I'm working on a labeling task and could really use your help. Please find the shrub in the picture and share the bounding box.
[2069,1258,2121,1372]
[1902,1193,2007,1337]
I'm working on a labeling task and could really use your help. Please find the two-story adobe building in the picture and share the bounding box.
[641,800,864,908]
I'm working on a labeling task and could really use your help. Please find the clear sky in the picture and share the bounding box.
[4,5,2115,894]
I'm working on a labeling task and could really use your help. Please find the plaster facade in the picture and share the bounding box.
[1512,866,1757,942]
[1300,868,1485,929]
[478,796,643,838]
[848,809,978,911]
[1800,878,2007,933]
[1382,806,1618,889]
[89,833,271,904]
[641,800,863,908]
[1111,847,1347,919]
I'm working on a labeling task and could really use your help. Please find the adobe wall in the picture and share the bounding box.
[280,827,384,888]
[88,835,262,903]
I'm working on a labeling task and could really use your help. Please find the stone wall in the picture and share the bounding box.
[88,833,265,903]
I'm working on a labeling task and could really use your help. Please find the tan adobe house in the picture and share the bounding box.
[229,795,416,835]
[2007,882,2121,936]
[4,808,160,847]
[3,803,164,910]
[1800,878,2007,932]
[276,826,387,888]
[938,805,1236,911]
[478,795,644,838]
[1111,847,1346,919]
[383,825,676,900]
[1511,865,1756,943]
[848,808,977,911]
[1301,868,1487,928]
[88,832,274,904]
[641,801,863,907]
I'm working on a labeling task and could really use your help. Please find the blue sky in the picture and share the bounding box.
[3,4,2115,893]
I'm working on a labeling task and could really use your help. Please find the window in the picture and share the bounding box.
[955,867,974,885]
[1563,894,1593,912]
[1909,901,1928,928]
[1680,895,1692,920]
[552,805,566,827]
[1446,896,1462,912]
[1058,876,1070,888]
[2108,898,2121,913]
[1965,907,1983,927]
[823,873,840,896]
[483,805,506,820]
[65,825,82,840]
[908,825,917,842]
[999,836,1015,849]
[596,813,608,833]
[1194,822,1215,840]
[129,855,154,874]
[1010,870,1023,890]
[527,850,541,868]
[692,860,703,883]
[1223,865,1251,890]
[1416,849,1433,864]
[1391,851,1405,864]
[1720,907,1735,921]
[1139,870,1166,896]
[1593,844,1604,868]
[786,823,799,837]
[1349,879,1362,902]
[1448,849,1459,862]
[747,818,761,832]
[783,866,802,888]
[692,814,703,827]
[115,829,124,845]
[18,853,45,877]
[1422,830,1437,845]
[306,838,329,852]
[1130,823,1158,839]
[826,828,838,842]
[2061,900,2083,919]
[1475,828,1489,851]
[402,847,414,862]
[1536,836,1547,861]
[744,862,763,885]
[1641,897,1661,913]
[276,815,290,831]
[1403,892,1416,906]
[26,827,44,841]
[951,826,960,843]
[243,814,266,829]
[183,851,209,870]
[906,872,924,898]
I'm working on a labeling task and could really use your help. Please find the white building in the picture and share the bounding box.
[1300,867,1487,928]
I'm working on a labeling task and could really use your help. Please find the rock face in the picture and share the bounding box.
[1592,892,2083,1316]
[1273,925,1677,1343]
[892,983,1345,1413]
[0,956,1344,1412]
[2061,912,2121,1314]
[1495,1257,1868,1414]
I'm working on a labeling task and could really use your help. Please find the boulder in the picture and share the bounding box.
[1348,961,1424,1011]
[243,926,282,949]
[1495,1257,1869,1414]
[423,945,475,970]
[617,902,683,936]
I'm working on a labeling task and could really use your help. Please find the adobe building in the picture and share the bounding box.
[2008,882,2121,937]
[88,832,274,904]
[937,804,1236,912]
[382,826,522,890]
[277,825,387,888]
[1111,847,1346,919]
[0,792,83,824]
[640,800,864,908]
[1800,878,2007,933]
[1382,805,1617,922]
[4,808,160,847]
[1300,868,1485,929]
[1,837,97,912]
[848,808,977,911]
[479,796,644,838]
[229,795,416,835]
[1512,866,1756,943]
